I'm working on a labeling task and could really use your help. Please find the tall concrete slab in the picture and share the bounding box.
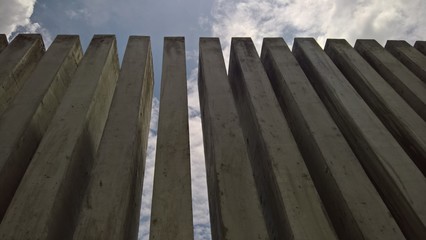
[385,40,426,82]
[198,38,269,240]
[414,41,426,55]
[0,34,45,114]
[0,35,82,221]
[293,38,426,240]
[229,38,337,240]
[73,36,153,240]
[0,35,119,240]
[325,39,426,175]
[0,34,7,53]
[149,37,194,240]
[261,38,404,240]
[355,40,426,120]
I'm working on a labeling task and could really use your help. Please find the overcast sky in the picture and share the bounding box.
[1,0,425,239]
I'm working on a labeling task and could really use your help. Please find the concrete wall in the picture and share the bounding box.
[0,34,425,240]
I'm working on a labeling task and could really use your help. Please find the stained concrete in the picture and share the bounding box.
[385,40,426,83]
[0,34,45,114]
[0,35,82,221]
[0,35,7,53]
[326,39,426,175]
[261,38,404,240]
[414,41,426,55]
[149,37,194,240]
[198,38,269,240]
[355,40,426,120]
[293,38,426,240]
[229,38,337,240]
[72,36,153,240]
[0,35,119,240]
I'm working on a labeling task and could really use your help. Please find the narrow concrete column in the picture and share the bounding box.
[229,38,337,240]
[355,40,426,120]
[198,38,269,240]
[325,39,426,175]
[0,34,7,53]
[0,35,82,221]
[293,38,426,240]
[149,37,194,240]
[385,40,426,82]
[73,36,153,240]
[261,38,404,240]
[0,35,119,240]
[0,34,45,113]
[414,41,426,55]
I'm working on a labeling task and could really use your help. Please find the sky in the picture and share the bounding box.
[1,0,425,239]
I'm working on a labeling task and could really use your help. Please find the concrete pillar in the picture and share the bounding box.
[73,36,153,240]
[229,38,337,240]
[149,37,194,240]
[261,38,404,240]
[0,35,82,221]
[355,40,426,120]
[293,38,426,240]
[0,34,7,53]
[198,38,269,240]
[414,41,426,55]
[0,35,119,240]
[0,34,45,114]
[385,40,426,82]
[325,39,426,175]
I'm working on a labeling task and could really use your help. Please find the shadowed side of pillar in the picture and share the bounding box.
[0,34,7,53]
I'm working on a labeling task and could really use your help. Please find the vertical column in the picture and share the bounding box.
[0,34,45,113]
[293,38,426,240]
[414,41,426,55]
[149,37,194,240]
[355,40,426,120]
[72,36,153,240]
[0,34,7,53]
[325,39,426,175]
[385,40,426,82]
[229,38,337,240]
[0,35,82,221]
[198,38,269,240]
[0,35,119,240]
[261,38,404,240]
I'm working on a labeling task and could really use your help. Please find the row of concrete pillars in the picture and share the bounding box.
[0,34,425,239]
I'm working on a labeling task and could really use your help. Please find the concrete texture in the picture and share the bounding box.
[261,38,404,240]
[149,37,194,240]
[414,41,426,55]
[326,39,426,175]
[385,40,426,82]
[0,34,7,53]
[0,35,119,240]
[0,34,45,114]
[73,36,153,240]
[355,40,426,120]
[0,35,82,221]
[293,37,426,240]
[229,38,337,240]
[198,38,269,240]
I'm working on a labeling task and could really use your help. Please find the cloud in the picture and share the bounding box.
[0,0,36,37]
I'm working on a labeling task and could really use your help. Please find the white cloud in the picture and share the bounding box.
[0,0,36,37]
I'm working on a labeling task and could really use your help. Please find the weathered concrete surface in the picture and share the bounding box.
[0,34,7,53]
[385,40,426,82]
[355,40,426,120]
[73,36,153,240]
[261,38,404,240]
[0,34,45,114]
[414,41,426,55]
[149,37,194,240]
[229,38,337,240]
[198,38,269,240]
[0,35,82,221]
[326,39,426,175]
[293,38,426,240]
[0,35,119,240]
